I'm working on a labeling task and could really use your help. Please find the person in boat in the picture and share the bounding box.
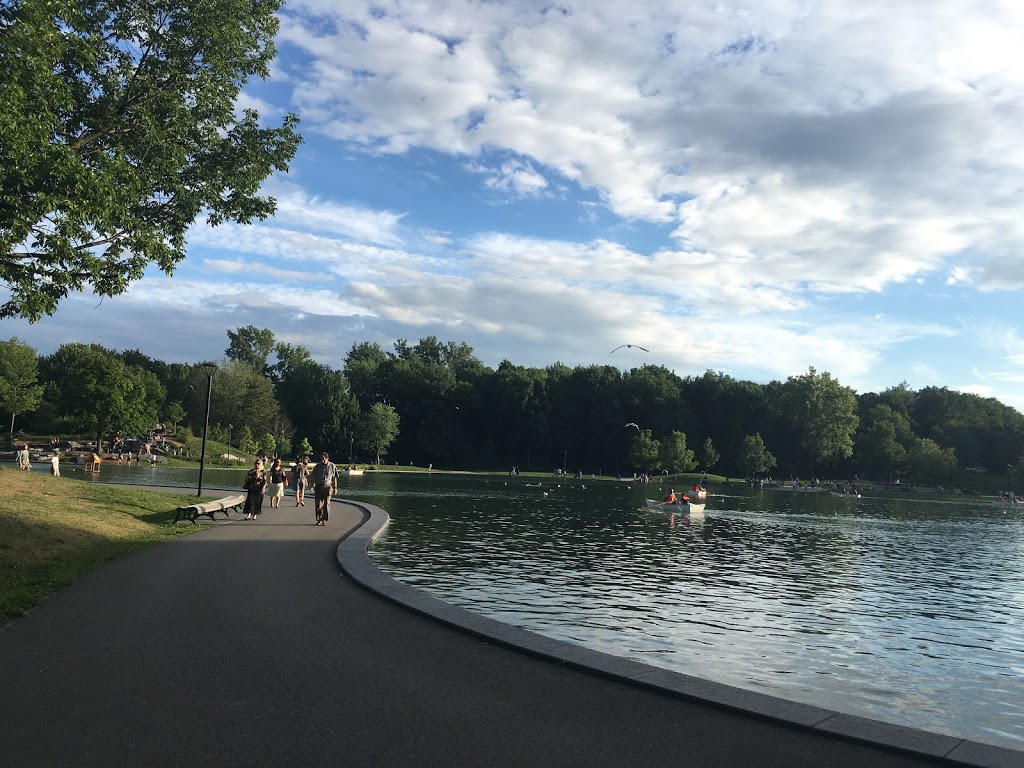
[661,489,678,504]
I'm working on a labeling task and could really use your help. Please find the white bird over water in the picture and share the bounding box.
[624,422,640,430]
[611,344,650,353]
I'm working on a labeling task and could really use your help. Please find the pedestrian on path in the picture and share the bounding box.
[292,455,309,506]
[267,457,286,509]
[17,444,30,470]
[309,452,338,526]
[243,458,267,520]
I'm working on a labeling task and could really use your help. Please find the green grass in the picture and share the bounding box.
[0,469,209,626]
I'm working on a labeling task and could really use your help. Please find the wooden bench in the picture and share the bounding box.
[174,494,247,523]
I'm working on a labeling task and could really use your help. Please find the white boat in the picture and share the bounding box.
[645,498,706,515]
[342,467,364,476]
[830,490,861,499]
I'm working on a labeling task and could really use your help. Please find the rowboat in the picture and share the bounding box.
[645,498,706,516]
[687,488,707,501]
[342,467,364,476]
[830,491,861,499]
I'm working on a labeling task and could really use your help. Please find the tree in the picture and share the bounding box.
[358,402,400,465]
[41,344,162,447]
[0,0,301,320]
[905,438,957,486]
[659,431,696,474]
[698,437,720,474]
[855,405,911,481]
[782,367,859,470]
[0,337,44,436]
[225,326,276,376]
[628,429,660,470]
[164,401,186,432]
[238,425,254,454]
[261,433,276,455]
[277,360,359,454]
[739,433,777,477]
[298,437,313,457]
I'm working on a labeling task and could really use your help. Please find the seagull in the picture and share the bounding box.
[624,422,640,430]
[611,344,650,353]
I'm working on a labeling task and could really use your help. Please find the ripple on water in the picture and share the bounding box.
[364,476,1024,751]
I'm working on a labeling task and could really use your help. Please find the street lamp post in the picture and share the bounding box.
[227,424,233,466]
[197,364,217,497]
[563,450,567,474]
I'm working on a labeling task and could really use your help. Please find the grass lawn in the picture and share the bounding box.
[0,469,209,626]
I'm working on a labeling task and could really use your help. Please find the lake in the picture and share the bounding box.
[63,464,1024,749]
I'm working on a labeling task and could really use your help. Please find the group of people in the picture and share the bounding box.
[242,452,339,525]
[16,444,61,476]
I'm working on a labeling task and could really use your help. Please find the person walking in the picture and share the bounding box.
[292,456,309,507]
[267,457,286,509]
[17,444,30,471]
[242,458,268,520]
[309,452,338,526]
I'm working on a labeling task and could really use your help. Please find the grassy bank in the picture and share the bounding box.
[0,470,207,626]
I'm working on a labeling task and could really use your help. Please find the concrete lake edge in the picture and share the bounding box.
[335,499,1024,768]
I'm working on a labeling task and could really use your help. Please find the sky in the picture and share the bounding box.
[6,0,1024,412]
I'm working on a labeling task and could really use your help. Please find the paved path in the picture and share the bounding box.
[0,494,1016,767]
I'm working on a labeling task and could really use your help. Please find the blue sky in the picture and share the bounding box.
[5,0,1024,411]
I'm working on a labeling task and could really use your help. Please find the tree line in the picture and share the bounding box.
[2,329,1023,485]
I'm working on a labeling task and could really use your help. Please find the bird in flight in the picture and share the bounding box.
[624,422,640,430]
[611,344,650,353]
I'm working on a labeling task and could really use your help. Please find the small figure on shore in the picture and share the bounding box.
[243,458,267,520]
[292,456,309,507]
[268,457,286,509]
[17,444,30,471]
[89,452,101,472]
[50,451,60,476]
[309,452,338,526]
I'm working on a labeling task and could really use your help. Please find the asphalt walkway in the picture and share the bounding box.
[0,492,1017,767]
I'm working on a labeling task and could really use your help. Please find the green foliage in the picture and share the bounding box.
[0,337,44,435]
[905,437,957,485]
[855,405,912,480]
[41,343,162,444]
[164,401,186,427]
[358,402,400,466]
[298,437,313,457]
[183,360,280,441]
[629,429,660,469]
[782,367,859,470]
[276,359,358,455]
[659,431,695,473]
[238,425,253,453]
[739,433,777,477]
[0,0,301,320]
[261,433,276,454]
[225,326,276,376]
[698,437,720,473]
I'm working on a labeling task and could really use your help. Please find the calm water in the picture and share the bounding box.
[69,466,1024,749]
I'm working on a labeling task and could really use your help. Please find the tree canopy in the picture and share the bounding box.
[0,0,301,319]
[0,337,44,434]
[13,327,1024,486]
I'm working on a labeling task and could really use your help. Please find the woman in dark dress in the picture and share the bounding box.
[243,458,268,520]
